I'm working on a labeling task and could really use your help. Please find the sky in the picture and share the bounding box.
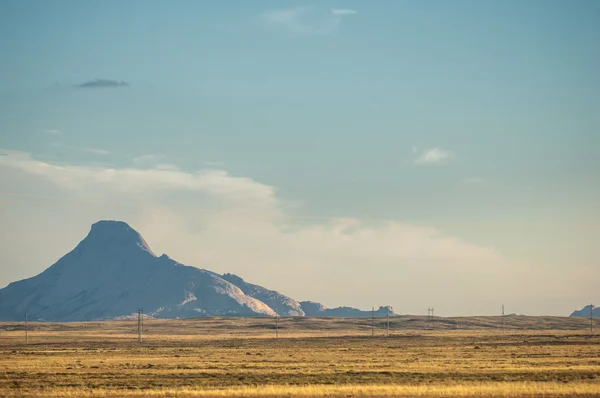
[0,0,599,316]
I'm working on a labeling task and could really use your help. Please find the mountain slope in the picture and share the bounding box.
[221,273,304,316]
[0,221,276,321]
[0,220,395,321]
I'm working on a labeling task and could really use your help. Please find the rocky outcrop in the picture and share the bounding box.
[221,273,304,316]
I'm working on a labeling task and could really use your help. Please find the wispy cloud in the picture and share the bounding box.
[415,147,454,165]
[50,143,110,155]
[41,129,61,135]
[81,148,110,155]
[260,7,357,36]
[155,164,180,171]
[332,9,357,16]
[133,154,166,167]
[74,79,129,89]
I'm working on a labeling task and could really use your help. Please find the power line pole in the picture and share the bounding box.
[386,307,390,337]
[25,313,28,345]
[137,308,143,343]
[591,303,595,334]
[275,311,279,339]
[371,307,375,337]
[502,304,505,333]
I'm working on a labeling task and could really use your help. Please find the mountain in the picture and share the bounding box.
[0,221,276,321]
[300,302,395,318]
[0,220,394,321]
[221,273,304,316]
[570,304,599,318]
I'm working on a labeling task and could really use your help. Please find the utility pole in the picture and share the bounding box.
[591,303,595,334]
[275,311,279,339]
[502,304,505,333]
[137,308,143,343]
[371,307,375,337]
[386,307,390,337]
[25,313,28,345]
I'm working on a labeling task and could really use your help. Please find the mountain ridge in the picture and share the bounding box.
[0,220,396,321]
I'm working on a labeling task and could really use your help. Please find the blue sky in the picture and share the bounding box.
[0,1,599,315]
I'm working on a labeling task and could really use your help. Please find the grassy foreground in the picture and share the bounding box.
[0,317,599,397]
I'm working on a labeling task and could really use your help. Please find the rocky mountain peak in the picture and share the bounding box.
[81,220,155,256]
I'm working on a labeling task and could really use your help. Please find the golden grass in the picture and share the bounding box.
[5,382,600,397]
[1,317,599,397]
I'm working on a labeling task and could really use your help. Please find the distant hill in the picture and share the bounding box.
[301,302,395,318]
[570,304,599,318]
[0,220,393,321]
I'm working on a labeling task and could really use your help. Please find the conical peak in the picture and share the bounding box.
[91,220,133,232]
[84,220,155,256]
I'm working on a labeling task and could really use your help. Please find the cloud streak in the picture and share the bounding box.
[74,79,129,89]
[81,148,110,155]
[50,143,110,156]
[261,7,357,36]
[332,9,357,15]
[415,147,454,165]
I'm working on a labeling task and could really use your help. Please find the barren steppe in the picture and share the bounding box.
[1,316,599,397]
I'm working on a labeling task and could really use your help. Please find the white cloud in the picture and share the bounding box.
[133,153,166,168]
[49,143,109,155]
[261,7,356,36]
[155,164,180,171]
[332,9,357,15]
[81,148,110,155]
[0,149,587,315]
[0,150,277,211]
[415,147,454,165]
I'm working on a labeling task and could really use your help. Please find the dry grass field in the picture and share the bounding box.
[1,316,599,397]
